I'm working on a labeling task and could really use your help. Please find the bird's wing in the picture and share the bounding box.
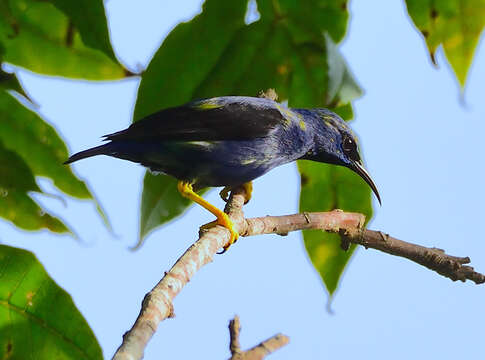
[105,97,289,142]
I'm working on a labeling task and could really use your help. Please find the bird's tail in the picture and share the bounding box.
[64,144,110,165]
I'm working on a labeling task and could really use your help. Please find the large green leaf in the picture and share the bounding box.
[134,0,249,120]
[405,0,485,87]
[0,0,124,79]
[194,20,294,99]
[298,162,372,297]
[0,90,106,233]
[138,175,188,246]
[290,34,369,298]
[0,245,102,359]
[135,0,357,245]
[0,41,67,232]
[325,33,362,105]
[263,0,349,43]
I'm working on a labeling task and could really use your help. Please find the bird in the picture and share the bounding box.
[65,96,380,252]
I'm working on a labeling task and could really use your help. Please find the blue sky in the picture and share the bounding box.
[2,0,485,359]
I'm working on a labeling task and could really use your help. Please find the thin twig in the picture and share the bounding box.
[229,316,242,356]
[351,230,485,284]
[112,186,484,360]
[228,315,289,360]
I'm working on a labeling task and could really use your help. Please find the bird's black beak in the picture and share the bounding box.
[351,161,381,205]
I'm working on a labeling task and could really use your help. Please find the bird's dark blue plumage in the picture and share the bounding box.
[66,96,378,199]
[65,96,380,250]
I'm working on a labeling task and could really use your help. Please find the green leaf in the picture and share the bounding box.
[0,141,68,233]
[134,0,249,120]
[298,162,372,297]
[194,20,294,99]
[0,91,89,198]
[0,90,106,233]
[332,103,354,121]
[134,0,363,249]
[268,0,349,43]
[0,245,102,359]
[405,0,485,87]
[194,2,352,101]
[0,188,69,233]
[138,174,186,245]
[136,173,210,248]
[0,34,33,100]
[325,33,362,105]
[0,140,39,192]
[0,0,124,79]
[49,0,117,62]
[291,32,369,298]
[0,68,32,102]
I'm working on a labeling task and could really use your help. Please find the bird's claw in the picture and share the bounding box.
[219,186,231,202]
[219,182,253,204]
[200,213,239,254]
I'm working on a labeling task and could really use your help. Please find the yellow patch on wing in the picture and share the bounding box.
[299,119,306,130]
[240,158,257,165]
[187,141,213,147]
[275,104,296,128]
[322,115,338,131]
[193,101,223,110]
[323,114,351,132]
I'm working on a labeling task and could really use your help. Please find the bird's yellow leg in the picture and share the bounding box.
[177,181,238,251]
[219,182,253,204]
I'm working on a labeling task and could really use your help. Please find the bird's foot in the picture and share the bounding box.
[177,180,239,252]
[219,182,253,204]
[219,186,231,202]
[200,213,239,253]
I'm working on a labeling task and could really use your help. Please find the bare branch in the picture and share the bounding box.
[351,230,485,284]
[228,315,289,360]
[112,187,249,360]
[229,316,242,356]
[112,186,484,359]
[241,210,365,236]
[239,212,484,284]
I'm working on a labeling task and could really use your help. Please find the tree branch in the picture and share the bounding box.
[348,230,485,284]
[112,186,484,360]
[228,315,289,360]
[112,187,249,360]
[240,212,484,284]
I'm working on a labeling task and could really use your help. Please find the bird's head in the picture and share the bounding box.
[301,108,381,205]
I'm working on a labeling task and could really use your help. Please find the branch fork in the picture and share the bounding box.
[113,186,484,360]
[228,315,289,360]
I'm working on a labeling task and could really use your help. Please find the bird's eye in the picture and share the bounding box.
[342,137,354,152]
[342,136,360,161]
